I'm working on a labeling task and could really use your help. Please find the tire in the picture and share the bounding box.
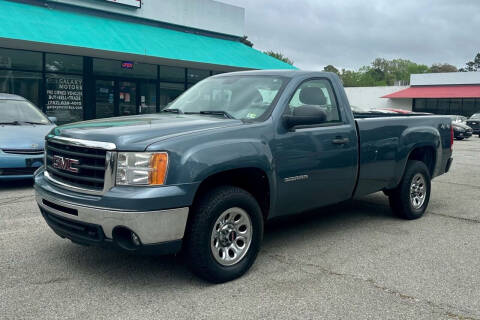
[184,186,264,283]
[389,160,431,220]
[455,137,464,140]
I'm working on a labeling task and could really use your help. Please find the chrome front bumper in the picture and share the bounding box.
[36,190,189,245]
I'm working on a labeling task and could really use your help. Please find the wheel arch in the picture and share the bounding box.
[191,167,273,221]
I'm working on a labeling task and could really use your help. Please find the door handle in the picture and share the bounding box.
[332,137,350,145]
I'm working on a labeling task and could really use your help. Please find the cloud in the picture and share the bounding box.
[222,0,480,70]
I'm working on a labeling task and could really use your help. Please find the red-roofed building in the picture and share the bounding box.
[382,72,480,117]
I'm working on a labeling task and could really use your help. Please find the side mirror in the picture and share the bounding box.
[48,117,57,124]
[283,105,327,129]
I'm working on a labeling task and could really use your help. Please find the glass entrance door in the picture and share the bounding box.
[118,81,137,116]
[139,82,157,114]
[95,80,115,119]
[95,79,157,119]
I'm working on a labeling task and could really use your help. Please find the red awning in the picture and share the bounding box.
[382,85,480,99]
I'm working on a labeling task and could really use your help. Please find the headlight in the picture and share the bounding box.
[453,126,465,132]
[116,152,168,186]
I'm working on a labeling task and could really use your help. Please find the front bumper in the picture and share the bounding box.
[35,171,191,255]
[0,152,43,180]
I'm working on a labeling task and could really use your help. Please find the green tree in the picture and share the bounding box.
[263,51,294,65]
[323,65,340,75]
[459,53,480,72]
[240,35,253,47]
[337,58,430,87]
[429,63,458,73]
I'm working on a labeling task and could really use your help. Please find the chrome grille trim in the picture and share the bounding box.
[47,135,117,150]
[44,136,117,195]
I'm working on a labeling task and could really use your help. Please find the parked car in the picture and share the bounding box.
[466,113,480,137]
[0,94,56,180]
[451,121,473,140]
[448,115,468,124]
[34,71,453,283]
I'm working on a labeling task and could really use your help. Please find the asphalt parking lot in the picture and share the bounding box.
[1,138,479,320]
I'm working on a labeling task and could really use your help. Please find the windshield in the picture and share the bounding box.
[165,76,286,120]
[470,113,480,119]
[0,99,50,124]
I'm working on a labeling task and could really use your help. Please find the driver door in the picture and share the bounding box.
[272,78,358,217]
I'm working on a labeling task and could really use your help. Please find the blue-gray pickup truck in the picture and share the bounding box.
[34,70,453,283]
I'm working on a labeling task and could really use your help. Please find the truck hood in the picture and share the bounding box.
[0,124,55,150]
[51,114,243,150]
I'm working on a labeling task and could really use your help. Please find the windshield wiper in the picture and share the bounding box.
[198,110,235,119]
[162,108,183,114]
[23,121,47,125]
[0,121,20,125]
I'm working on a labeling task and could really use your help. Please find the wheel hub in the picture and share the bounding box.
[218,224,237,246]
[210,207,252,266]
[410,173,426,209]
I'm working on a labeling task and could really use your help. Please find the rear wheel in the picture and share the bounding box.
[389,160,431,220]
[185,186,263,283]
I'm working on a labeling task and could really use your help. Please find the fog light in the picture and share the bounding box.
[131,232,141,246]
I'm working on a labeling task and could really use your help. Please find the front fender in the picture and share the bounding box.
[177,138,274,183]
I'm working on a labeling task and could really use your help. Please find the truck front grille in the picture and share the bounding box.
[45,140,107,191]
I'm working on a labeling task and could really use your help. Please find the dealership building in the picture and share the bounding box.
[346,72,480,117]
[0,0,294,124]
[383,72,480,117]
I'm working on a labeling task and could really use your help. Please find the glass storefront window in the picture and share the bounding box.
[93,58,156,79]
[160,66,185,83]
[449,99,462,115]
[0,48,42,71]
[414,99,426,112]
[46,54,83,74]
[45,74,83,124]
[159,82,184,109]
[414,98,480,117]
[139,82,157,114]
[187,68,210,83]
[463,99,475,117]
[437,99,450,114]
[0,70,41,106]
[425,99,438,113]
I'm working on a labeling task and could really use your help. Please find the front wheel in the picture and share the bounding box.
[389,160,431,220]
[184,186,264,283]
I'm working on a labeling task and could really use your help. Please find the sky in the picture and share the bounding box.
[221,0,480,71]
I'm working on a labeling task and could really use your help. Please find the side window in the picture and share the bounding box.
[288,79,341,123]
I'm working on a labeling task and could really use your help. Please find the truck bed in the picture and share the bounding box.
[353,115,452,198]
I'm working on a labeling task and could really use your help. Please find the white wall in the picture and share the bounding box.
[48,0,245,37]
[344,86,412,110]
[411,72,480,86]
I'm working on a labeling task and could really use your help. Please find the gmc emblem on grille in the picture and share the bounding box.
[52,155,79,173]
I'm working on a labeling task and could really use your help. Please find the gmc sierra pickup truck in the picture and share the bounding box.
[34,70,453,283]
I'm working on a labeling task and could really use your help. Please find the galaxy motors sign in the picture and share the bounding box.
[105,0,141,8]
